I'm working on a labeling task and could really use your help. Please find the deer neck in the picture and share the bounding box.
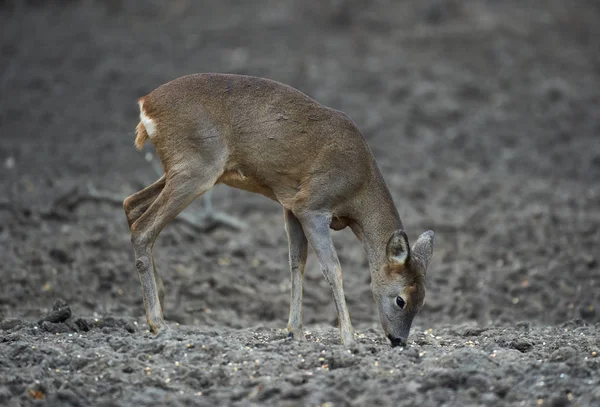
[350,174,403,275]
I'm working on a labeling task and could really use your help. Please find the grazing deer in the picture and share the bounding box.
[124,73,434,347]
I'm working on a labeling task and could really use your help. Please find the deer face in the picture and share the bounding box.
[371,230,434,347]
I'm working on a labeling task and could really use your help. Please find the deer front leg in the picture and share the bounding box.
[298,212,355,346]
[284,209,308,340]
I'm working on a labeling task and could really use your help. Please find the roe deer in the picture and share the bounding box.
[124,73,434,347]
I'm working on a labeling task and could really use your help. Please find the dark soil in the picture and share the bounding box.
[1,0,599,406]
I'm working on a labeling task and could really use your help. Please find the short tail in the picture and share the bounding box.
[134,98,155,150]
[135,120,149,150]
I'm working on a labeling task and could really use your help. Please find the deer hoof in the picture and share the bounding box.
[152,324,173,340]
[287,328,306,341]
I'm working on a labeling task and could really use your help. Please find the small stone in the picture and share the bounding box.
[550,347,577,362]
[0,319,22,330]
[510,339,534,353]
[41,300,71,324]
[285,373,306,386]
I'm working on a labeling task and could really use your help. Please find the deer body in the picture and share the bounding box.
[125,73,434,346]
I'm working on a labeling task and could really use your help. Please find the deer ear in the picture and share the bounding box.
[386,230,410,265]
[410,230,435,274]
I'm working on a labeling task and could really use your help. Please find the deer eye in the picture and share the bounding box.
[396,296,406,309]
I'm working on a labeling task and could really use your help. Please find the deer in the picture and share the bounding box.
[123,73,435,347]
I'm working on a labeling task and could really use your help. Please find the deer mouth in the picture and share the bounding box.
[387,334,407,348]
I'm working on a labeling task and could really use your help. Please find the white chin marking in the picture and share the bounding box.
[139,101,157,138]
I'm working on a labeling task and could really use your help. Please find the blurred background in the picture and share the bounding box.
[1,0,599,332]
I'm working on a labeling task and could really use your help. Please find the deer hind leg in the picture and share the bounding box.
[124,175,167,308]
[123,175,166,227]
[150,254,165,310]
[129,168,220,334]
[296,211,355,346]
[284,208,308,340]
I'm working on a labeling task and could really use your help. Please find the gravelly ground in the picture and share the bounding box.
[1,0,599,406]
[2,314,600,406]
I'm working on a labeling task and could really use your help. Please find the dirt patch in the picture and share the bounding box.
[2,308,599,406]
[1,0,599,405]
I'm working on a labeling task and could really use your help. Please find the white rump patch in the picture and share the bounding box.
[139,101,157,138]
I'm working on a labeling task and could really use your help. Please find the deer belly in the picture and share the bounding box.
[217,170,278,201]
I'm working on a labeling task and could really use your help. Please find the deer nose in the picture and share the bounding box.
[387,334,407,348]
